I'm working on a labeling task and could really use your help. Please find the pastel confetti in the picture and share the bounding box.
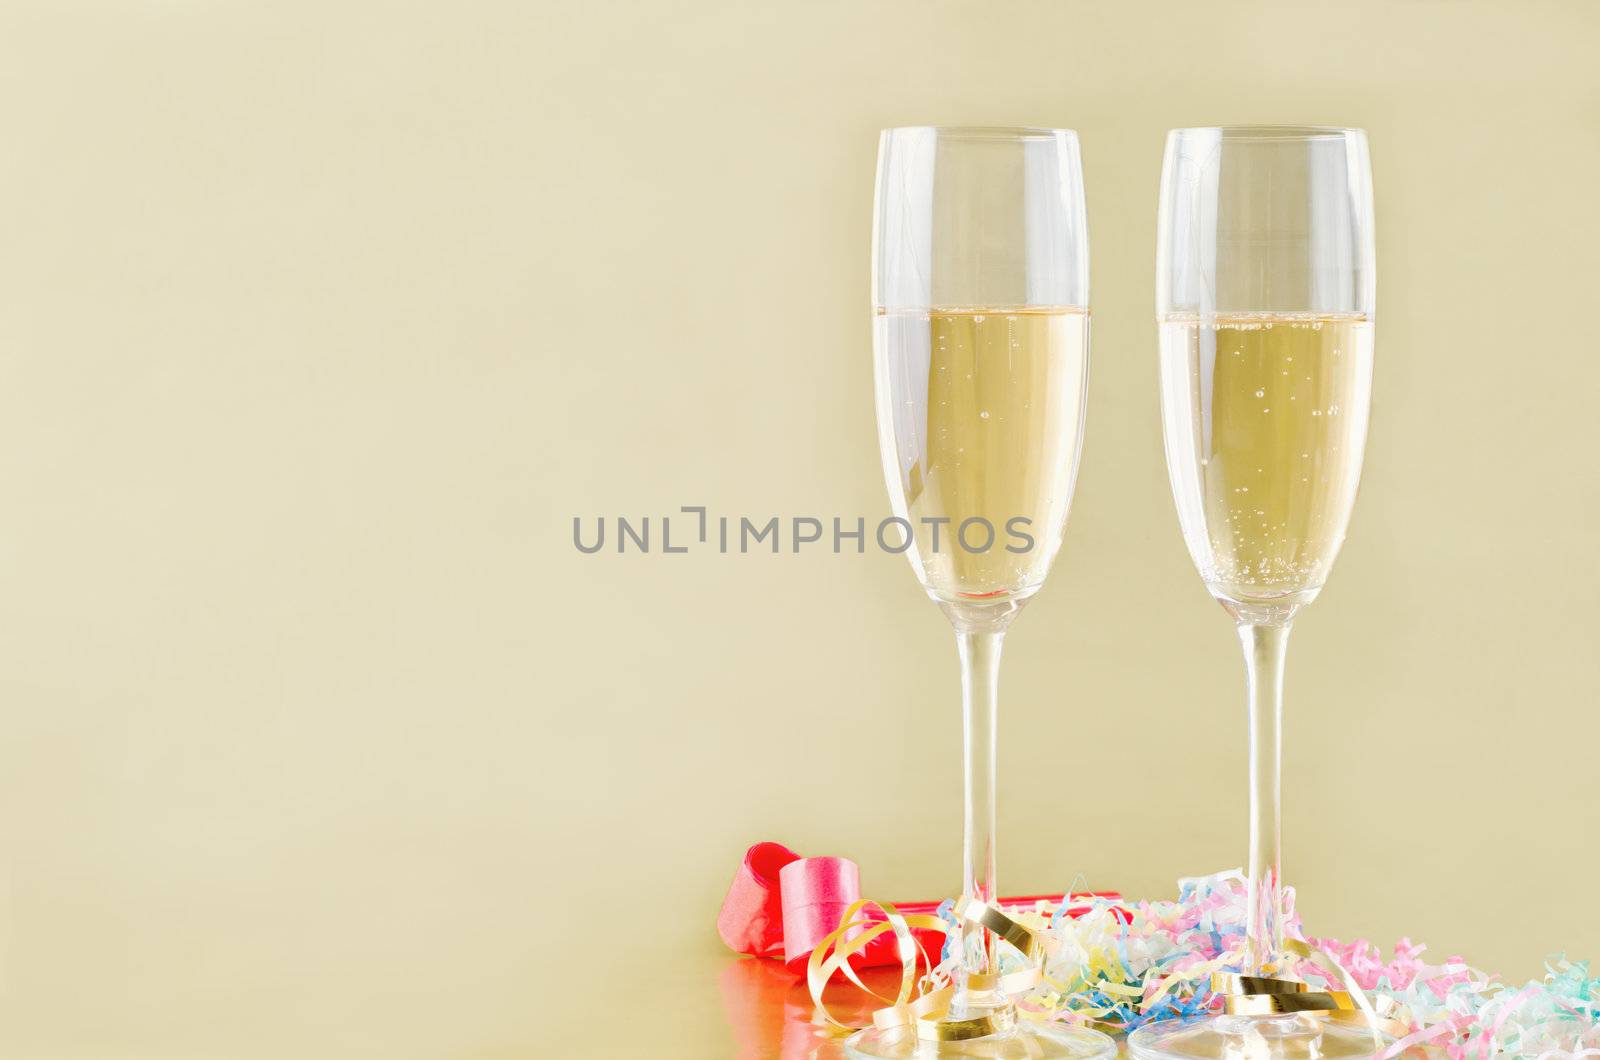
[720,846,1600,1057]
[1031,870,1600,1058]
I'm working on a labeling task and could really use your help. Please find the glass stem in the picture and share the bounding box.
[956,627,1002,1006]
[1239,619,1292,975]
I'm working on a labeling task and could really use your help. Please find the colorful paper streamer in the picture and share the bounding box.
[719,843,1600,1058]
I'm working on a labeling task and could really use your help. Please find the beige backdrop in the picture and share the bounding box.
[2,1,1597,1057]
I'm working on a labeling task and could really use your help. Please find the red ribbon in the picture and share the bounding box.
[717,841,1119,971]
[716,842,799,960]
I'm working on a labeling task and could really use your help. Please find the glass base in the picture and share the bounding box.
[1128,1014,1387,1060]
[846,1019,1117,1059]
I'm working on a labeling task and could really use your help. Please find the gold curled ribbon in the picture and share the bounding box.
[916,1000,1019,1042]
[971,965,1042,996]
[805,899,947,1033]
[954,897,1043,962]
[808,895,1048,1042]
[1211,939,1407,1039]
[1212,973,1309,996]
[1219,986,1358,1015]
[871,984,953,1032]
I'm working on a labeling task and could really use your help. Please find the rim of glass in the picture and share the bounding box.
[1171,124,1363,140]
[881,125,1077,141]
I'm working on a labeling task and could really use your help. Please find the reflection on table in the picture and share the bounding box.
[718,955,897,1059]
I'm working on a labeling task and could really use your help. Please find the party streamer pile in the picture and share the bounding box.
[1004,870,1600,1058]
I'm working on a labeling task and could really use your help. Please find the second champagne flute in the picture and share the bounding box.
[1131,126,1380,1060]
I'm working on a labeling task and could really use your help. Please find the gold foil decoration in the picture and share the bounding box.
[1211,938,1406,1039]
[806,893,1404,1046]
[807,896,1050,1043]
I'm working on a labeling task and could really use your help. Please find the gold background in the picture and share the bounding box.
[2,1,1597,1057]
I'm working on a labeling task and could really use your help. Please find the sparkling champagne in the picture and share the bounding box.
[1160,313,1374,607]
[875,307,1089,604]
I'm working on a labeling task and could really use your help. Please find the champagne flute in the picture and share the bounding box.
[856,127,1114,1060]
[1129,127,1378,1060]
